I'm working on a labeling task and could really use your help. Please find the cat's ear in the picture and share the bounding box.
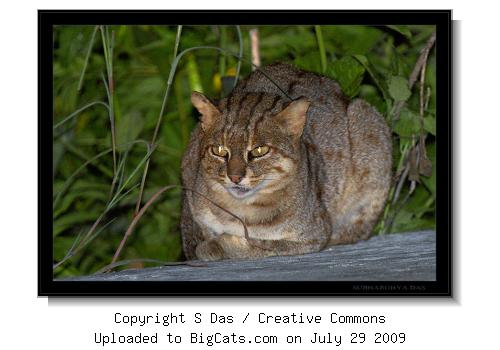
[275,97,310,137]
[191,91,221,131]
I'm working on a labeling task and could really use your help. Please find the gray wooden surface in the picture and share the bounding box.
[68,230,435,281]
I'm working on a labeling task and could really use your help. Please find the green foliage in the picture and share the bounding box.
[327,56,366,98]
[394,109,421,137]
[388,75,411,102]
[386,25,413,40]
[53,24,436,277]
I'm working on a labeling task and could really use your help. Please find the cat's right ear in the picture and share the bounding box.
[191,91,221,131]
[275,97,310,138]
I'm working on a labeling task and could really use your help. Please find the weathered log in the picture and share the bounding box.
[67,230,435,281]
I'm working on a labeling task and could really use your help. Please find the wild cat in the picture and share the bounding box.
[180,63,392,261]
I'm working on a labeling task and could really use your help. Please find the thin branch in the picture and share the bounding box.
[249,29,260,70]
[417,44,433,177]
[392,32,436,120]
[112,186,176,266]
[385,179,416,234]
[418,37,431,140]
[409,32,436,89]
[392,164,410,206]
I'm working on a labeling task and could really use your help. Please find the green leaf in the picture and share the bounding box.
[326,56,365,98]
[424,114,436,136]
[386,25,412,40]
[353,54,391,103]
[293,51,322,74]
[404,186,434,217]
[391,212,435,233]
[388,75,411,102]
[323,25,383,55]
[393,108,420,137]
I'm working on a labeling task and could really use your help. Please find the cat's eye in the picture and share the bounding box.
[211,145,228,157]
[249,145,270,159]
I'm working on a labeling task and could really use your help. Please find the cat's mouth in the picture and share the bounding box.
[226,185,255,199]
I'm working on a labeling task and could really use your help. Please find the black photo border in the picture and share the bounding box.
[39,10,452,296]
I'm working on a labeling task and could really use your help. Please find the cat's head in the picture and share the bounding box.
[191,91,310,201]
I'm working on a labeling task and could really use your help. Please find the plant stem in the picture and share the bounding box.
[134,25,183,215]
[315,25,327,73]
[101,73,117,178]
[219,26,227,76]
[249,28,260,70]
[234,26,243,87]
[100,26,117,177]
[392,32,436,120]
[173,25,183,61]
[113,185,177,266]
[77,26,99,91]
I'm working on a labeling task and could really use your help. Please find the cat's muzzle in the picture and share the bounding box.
[227,185,253,198]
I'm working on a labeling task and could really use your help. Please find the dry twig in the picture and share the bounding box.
[392,32,436,120]
[250,28,260,70]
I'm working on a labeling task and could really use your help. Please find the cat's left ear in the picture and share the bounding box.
[191,91,221,131]
[275,97,311,137]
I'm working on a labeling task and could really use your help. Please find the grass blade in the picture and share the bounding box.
[234,25,243,87]
[77,26,99,91]
[53,101,109,129]
[314,25,327,73]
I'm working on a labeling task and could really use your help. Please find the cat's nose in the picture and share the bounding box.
[228,174,243,184]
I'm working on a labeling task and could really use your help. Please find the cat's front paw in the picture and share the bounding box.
[195,239,226,261]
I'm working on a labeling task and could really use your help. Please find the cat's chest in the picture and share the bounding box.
[195,205,294,241]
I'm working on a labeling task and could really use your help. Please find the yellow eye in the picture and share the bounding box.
[250,145,270,158]
[211,145,228,157]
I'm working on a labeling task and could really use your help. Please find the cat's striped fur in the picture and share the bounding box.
[181,63,392,261]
